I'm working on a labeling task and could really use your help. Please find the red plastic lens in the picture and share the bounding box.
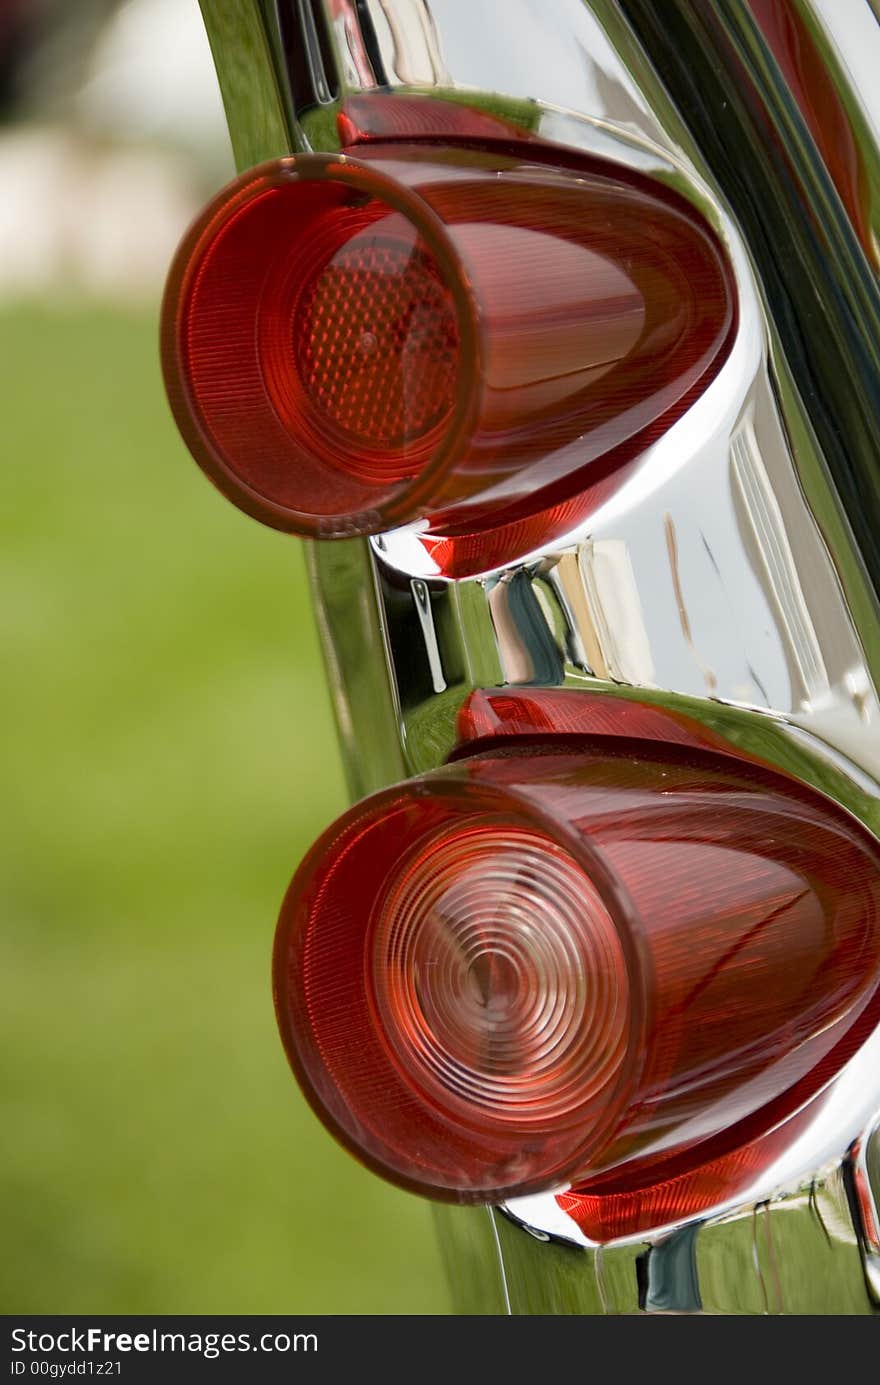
[373,823,630,1127]
[273,745,880,1203]
[161,158,476,536]
[274,779,641,1203]
[336,92,534,146]
[162,144,735,552]
[556,1099,824,1240]
[293,230,458,460]
[454,686,742,758]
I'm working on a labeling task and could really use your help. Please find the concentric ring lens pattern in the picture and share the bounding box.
[371,824,630,1128]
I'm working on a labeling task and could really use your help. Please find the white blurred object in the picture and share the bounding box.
[0,0,234,302]
[0,129,69,299]
[71,147,204,300]
[0,128,202,303]
[77,0,232,172]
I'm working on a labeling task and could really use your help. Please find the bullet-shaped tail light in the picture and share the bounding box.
[273,745,880,1204]
[162,145,735,556]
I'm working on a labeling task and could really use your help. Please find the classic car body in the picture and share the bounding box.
[171,0,880,1313]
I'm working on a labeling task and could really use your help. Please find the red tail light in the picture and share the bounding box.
[336,92,534,145]
[556,1100,823,1239]
[162,145,735,561]
[454,686,742,756]
[273,744,880,1203]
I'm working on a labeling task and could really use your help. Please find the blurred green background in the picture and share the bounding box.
[1,3,450,1316]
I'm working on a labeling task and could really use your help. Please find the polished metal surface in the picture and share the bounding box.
[496,1158,875,1314]
[198,0,880,1311]
[788,0,880,271]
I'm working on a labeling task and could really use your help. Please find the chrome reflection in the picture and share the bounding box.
[849,1112,880,1303]
[773,0,880,273]
[495,1156,876,1314]
[354,0,660,142]
[545,542,655,686]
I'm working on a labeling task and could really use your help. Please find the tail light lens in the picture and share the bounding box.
[336,92,534,145]
[162,144,735,563]
[454,686,743,757]
[162,154,473,538]
[556,1099,824,1240]
[273,744,880,1203]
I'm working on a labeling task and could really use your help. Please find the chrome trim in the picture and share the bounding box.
[850,1111,880,1305]
[431,1204,511,1315]
[811,0,880,226]
[494,1158,875,1314]
[198,0,880,1311]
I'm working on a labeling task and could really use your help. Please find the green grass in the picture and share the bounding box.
[0,304,451,1314]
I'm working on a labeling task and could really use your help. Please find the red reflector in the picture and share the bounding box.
[273,746,880,1203]
[162,146,735,550]
[293,231,458,464]
[556,1099,822,1239]
[454,686,739,757]
[336,92,533,146]
[161,156,477,536]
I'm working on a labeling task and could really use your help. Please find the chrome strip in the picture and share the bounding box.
[487,1205,513,1317]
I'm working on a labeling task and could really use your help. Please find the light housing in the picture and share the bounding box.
[273,741,880,1204]
[162,144,736,566]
